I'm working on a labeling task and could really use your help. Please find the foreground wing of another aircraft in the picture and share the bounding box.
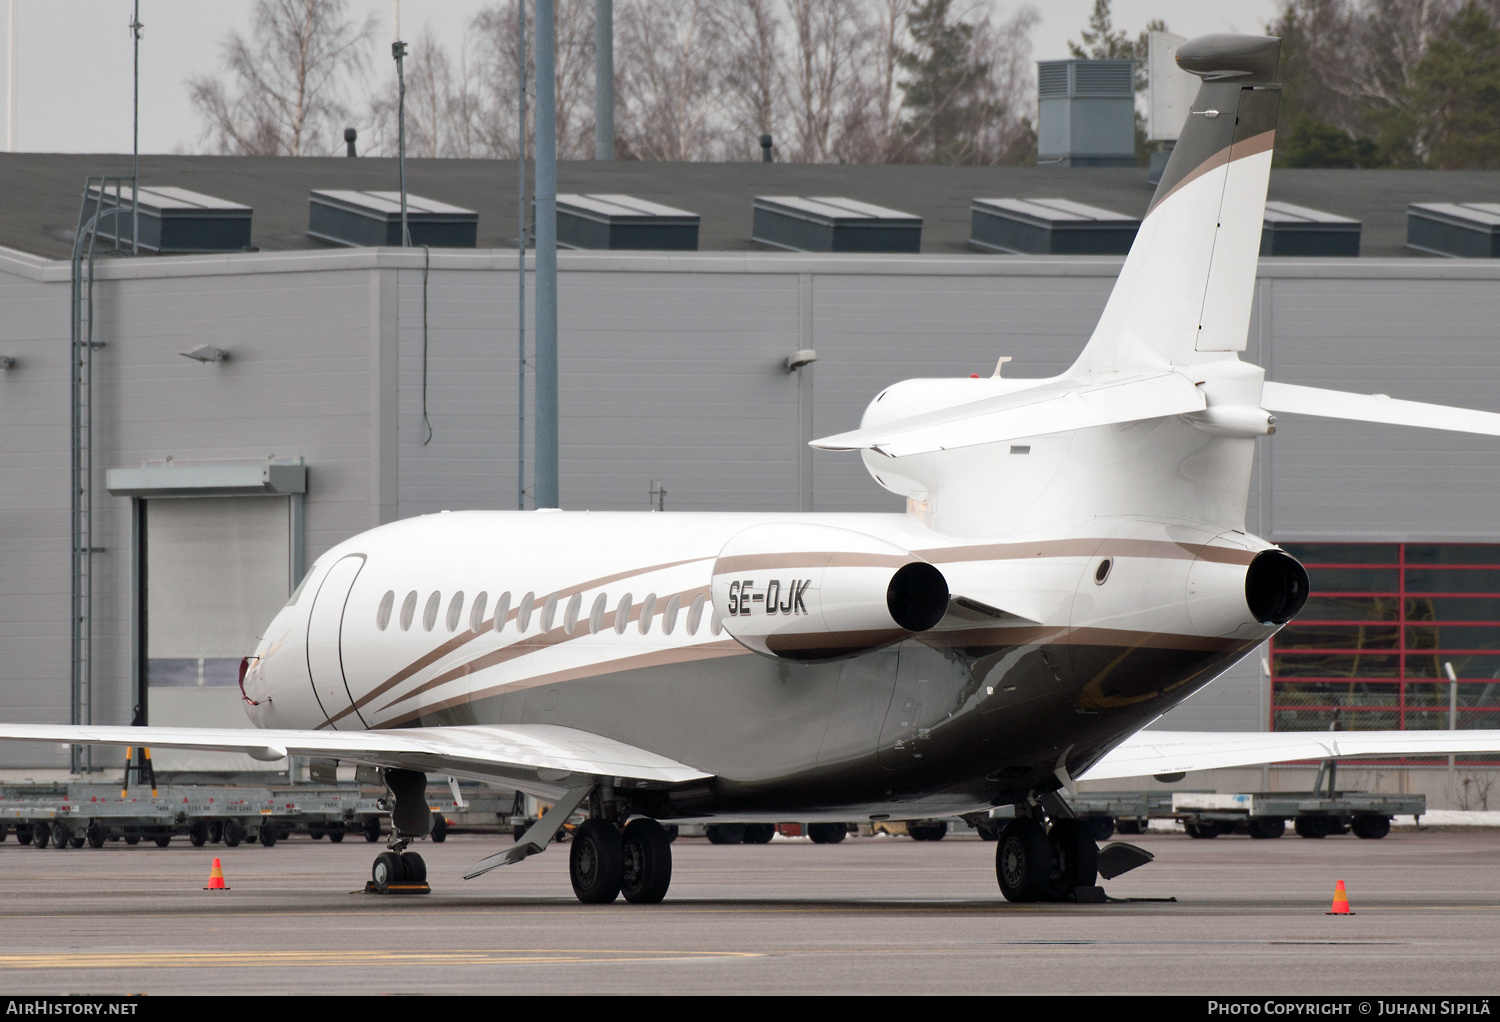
[1083,729,1500,782]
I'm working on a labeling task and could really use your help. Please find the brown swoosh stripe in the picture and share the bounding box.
[374,585,712,716]
[318,556,712,729]
[1146,128,1275,217]
[713,551,913,574]
[376,640,750,729]
[918,538,1257,566]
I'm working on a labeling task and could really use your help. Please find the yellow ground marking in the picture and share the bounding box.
[0,949,761,970]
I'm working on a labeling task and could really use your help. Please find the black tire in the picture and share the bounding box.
[1045,819,1099,900]
[371,851,403,892]
[363,816,382,843]
[1185,821,1219,839]
[996,818,1050,903]
[208,821,224,844]
[1085,816,1116,842]
[909,821,948,841]
[16,824,32,846]
[153,834,171,848]
[569,819,624,904]
[70,833,85,849]
[976,824,999,842]
[124,834,139,846]
[430,813,447,843]
[705,823,746,845]
[310,829,325,840]
[52,822,71,850]
[259,824,278,847]
[1352,815,1391,840]
[399,851,427,882]
[222,819,243,848]
[189,822,209,848]
[1295,815,1330,839]
[0,824,7,842]
[663,825,679,843]
[1249,817,1286,839]
[86,823,105,849]
[742,823,775,845]
[1115,819,1144,836]
[621,819,673,904]
[31,823,50,849]
[808,822,848,844]
[328,830,345,843]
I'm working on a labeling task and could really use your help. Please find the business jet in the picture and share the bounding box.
[7,33,1500,905]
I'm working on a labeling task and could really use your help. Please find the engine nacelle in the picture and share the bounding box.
[712,523,949,662]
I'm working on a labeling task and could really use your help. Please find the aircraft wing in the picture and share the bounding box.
[1082,728,1500,781]
[0,723,712,797]
[1262,382,1500,436]
[810,372,1205,457]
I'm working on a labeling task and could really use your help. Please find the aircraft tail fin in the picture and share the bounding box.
[1072,34,1282,376]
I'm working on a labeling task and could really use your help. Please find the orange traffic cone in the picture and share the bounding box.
[1326,879,1354,915]
[203,857,230,891]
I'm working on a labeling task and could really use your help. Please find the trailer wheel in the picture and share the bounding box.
[31,823,50,849]
[807,822,846,844]
[223,819,243,847]
[1352,815,1391,840]
[52,822,71,849]
[70,832,85,849]
[1115,819,1144,835]
[1084,816,1115,842]
[16,823,32,846]
[363,816,382,842]
[124,833,139,846]
[189,822,209,847]
[430,813,447,843]
[1184,821,1219,839]
[742,823,775,844]
[706,823,746,845]
[152,833,171,847]
[328,830,345,843]
[1249,817,1285,839]
[1294,816,1331,839]
[208,821,223,844]
[259,824,278,847]
[86,823,106,849]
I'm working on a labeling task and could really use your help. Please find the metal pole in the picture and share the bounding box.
[594,0,613,161]
[517,0,527,510]
[1445,661,1458,806]
[130,1,141,255]
[394,38,410,246]
[534,0,559,508]
[6,0,14,152]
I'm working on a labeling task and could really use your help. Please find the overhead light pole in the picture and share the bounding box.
[594,0,613,161]
[535,0,558,508]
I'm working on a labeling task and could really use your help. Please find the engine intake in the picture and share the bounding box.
[712,524,949,662]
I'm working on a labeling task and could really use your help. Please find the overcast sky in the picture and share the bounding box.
[2,0,1282,155]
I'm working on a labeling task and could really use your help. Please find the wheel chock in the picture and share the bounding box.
[1097,841,1154,880]
[363,881,431,895]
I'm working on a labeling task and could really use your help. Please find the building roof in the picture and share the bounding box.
[2,152,1498,260]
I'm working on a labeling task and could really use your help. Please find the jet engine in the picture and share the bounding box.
[711,523,949,662]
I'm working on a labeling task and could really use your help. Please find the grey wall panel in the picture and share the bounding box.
[1151,644,1269,732]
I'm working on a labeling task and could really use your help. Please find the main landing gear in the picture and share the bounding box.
[366,768,431,895]
[569,817,673,905]
[985,792,1155,904]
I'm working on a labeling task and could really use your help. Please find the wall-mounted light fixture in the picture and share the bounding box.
[180,345,230,364]
[785,349,817,372]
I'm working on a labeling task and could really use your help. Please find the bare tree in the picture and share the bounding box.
[188,0,375,156]
[720,0,787,159]
[616,0,727,161]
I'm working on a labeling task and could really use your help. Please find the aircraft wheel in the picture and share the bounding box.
[431,813,448,843]
[807,822,845,844]
[569,819,624,904]
[259,824,278,847]
[399,851,427,882]
[86,823,106,849]
[995,818,1049,903]
[742,823,775,845]
[1249,817,1286,839]
[705,823,746,845]
[52,822,71,850]
[371,851,403,892]
[1352,815,1390,840]
[222,819,243,847]
[1045,819,1099,900]
[189,821,209,847]
[621,819,673,904]
[1085,815,1116,842]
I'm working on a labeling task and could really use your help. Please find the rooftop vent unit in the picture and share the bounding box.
[970,197,1139,255]
[308,190,478,247]
[1036,59,1136,168]
[1261,201,1361,256]
[1406,202,1500,258]
[82,184,252,253]
[752,196,921,253]
[556,194,700,250]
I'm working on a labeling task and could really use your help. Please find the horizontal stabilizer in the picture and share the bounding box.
[811,372,1205,457]
[1262,382,1500,436]
[1082,728,1500,781]
[0,722,712,793]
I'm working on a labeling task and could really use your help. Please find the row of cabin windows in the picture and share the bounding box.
[373,588,721,638]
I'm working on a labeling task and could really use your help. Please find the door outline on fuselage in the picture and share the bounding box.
[305,554,370,730]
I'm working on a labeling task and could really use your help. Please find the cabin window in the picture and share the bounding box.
[541,593,559,631]
[614,593,633,635]
[662,594,682,634]
[470,591,488,632]
[422,591,441,631]
[446,591,465,632]
[710,607,723,635]
[516,592,536,632]
[687,594,706,634]
[492,591,511,633]
[639,593,658,635]
[589,593,607,634]
[564,593,582,634]
[400,590,418,631]
[376,590,395,631]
